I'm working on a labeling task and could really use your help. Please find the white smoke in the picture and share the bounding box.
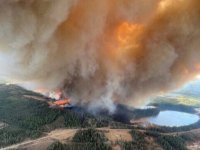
[0,0,200,111]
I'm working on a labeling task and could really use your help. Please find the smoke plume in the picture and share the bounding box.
[0,0,200,111]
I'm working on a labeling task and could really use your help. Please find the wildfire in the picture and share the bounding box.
[35,88,71,108]
[53,99,70,107]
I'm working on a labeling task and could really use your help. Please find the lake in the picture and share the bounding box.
[148,110,199,127]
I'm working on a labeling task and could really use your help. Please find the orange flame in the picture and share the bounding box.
[54,99,70,106]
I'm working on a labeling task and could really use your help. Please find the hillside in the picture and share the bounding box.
[0,84,110,148]
[0,84,200,150]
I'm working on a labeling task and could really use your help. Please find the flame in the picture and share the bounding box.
[54,99,70,106]
[35,88,71,107]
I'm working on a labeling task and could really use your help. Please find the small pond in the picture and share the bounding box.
[148,110,199,127]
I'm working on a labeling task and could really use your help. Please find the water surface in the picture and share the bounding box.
[148,110,199,127]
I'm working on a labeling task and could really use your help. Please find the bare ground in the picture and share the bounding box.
[0,129,78,150]
[1,127,200,150]
[187,142,200,150]
[0,128,133,150]
[100,128,132,142]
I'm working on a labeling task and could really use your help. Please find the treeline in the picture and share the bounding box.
[146,131,187,150]
[151,102,196,113]
[0,85,109,148]
[132,108,160,119]
[47,129,112,150]
[0,126,42,147]
[64,111,112,129]
[0,85,63,130]
[111,104,159,124]
[0,96,64,130]
[147,120,200,133]
[118,129,188,150]
[110,121,134,129]
[0,97,62,147]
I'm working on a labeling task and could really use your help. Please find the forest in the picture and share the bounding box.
[0,84,199,149]
[146,131,187,150]
[0,85,109,147]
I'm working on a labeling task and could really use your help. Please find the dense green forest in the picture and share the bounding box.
[110,104,159,123]
[146,131,187,150]
[0,85,109,147]
[0,85,60,147]
[118,129,188,150]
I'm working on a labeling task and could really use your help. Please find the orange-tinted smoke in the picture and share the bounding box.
[0,0,200,111]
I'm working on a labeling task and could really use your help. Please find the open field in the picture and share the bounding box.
[103,129,132,142]
[0,129,78,150]
[187,142,200,150]
[1,127,200,150]
[0,128,133,150]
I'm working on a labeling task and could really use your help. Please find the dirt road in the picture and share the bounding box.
[0,128,133,150]
[1,127,200,150]
[0,129,78,150]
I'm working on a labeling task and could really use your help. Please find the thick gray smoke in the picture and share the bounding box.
[0,0,200,112]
